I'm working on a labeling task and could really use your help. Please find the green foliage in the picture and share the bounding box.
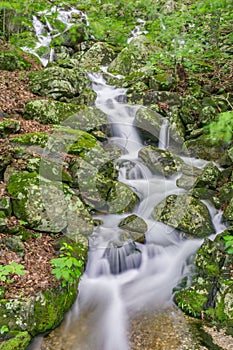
[207,111,233,145]
[50,242,84,288]
[0,262,26,283]
[0,325,9,335]
[223,235,233,254]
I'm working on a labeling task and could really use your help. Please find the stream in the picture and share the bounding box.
[28,72,226,350]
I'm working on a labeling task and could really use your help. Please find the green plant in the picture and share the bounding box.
[0,325,9,335]
[0,261,26,283]
[50,242,84,288]
[223,235,233,254]
[207,111,233,145]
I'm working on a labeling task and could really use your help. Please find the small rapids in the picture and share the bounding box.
[28,73,226,350]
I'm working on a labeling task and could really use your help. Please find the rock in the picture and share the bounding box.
[176,174,197,190]
[0,197,12,216]
[0,284,77,337]
[24,100,108,132]
[28,66,90,100]
[0,211,7,233]
[0,50,32,71]
[128,90,181,108]
[1,236,24,254]
[134,107,162,144]
[107,181,139,214]
[199,105,217,125]
[11,132,49,147]
[0,331,31,350]
[108,36,152,75]
[223,198,233,223]
[184,135,224,161]
[80,42,116,68]
[218,182,233,206]
[179,95,202,126]
[0,153,12,179]
[0,120,21,137]
[6,172,93,237]
[70,143,118,210]
[138,146,183,177]
[193,162,221,190]
[174,229,233,332]
[154,194,215,238]
[118,214,147,243]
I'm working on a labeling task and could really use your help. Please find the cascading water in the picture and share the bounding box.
[29,73,226,350]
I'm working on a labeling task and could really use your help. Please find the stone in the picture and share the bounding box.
[193,162,221,190]
[6,173,93,237]
[108,36,152,75]
[138,146,183,177]
[0,120,21,137]
[118,214,147,243]
[107,181,139,214]
[184,136,224,161]
[0,211,7,233]
[134,107,162,144]
[80,42,116,68]
[179,95,202,126]
[28,66,89,100]
[154,194,215,238]
[0,331,31,350]
[223,198,233,223]
[0,197,12,216]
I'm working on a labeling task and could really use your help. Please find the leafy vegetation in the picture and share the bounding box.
[0,262,26,283]
[223,235,233,254]
[50,242,84,289]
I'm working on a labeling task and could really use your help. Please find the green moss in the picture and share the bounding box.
[0,331,31,350]
[11,133,49,147]
[0,51,31,71]
[175,287,208,318]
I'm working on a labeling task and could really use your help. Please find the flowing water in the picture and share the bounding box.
[28,73,226,350]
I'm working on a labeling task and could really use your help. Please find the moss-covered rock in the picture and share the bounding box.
[0,197,12,217]
[184,135,224,161]
[0,284,77,337]
[108,36,152,76]
[6,172,93,237]
[0,51,32,71]
[107,181,139,214]
[118,214,147,243]
[0,211,7,233]
[193,162,221,190]
[28,66,90,100]
[174,229,233,332]
[0,153,12,179]
[11,132,49,147]
[0,331,31,350]
[80,41,116,68]
[223,198,233,223]
[154,194,215,238]
[138,146,183,177]
[134,107,162,144]
[0,120,21,137]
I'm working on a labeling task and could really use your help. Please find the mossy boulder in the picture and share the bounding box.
[184,135,224,161]
[0,284,77,337]
[193,162,221,190]
[80,41,116,68]
[223,198,233,223]
[154,194,215,238]
[107,181,139,214]
[0,211,7,233]
[0,197,12,217]
[118,214,147,243]
[6,172,93,237]
[11,132,49,147]
[174,229,233,332]
[28,66,89,100]
[138,146,183,177]
[70,143,118,210]
[0,331,31,350]
[0,120,21,137]
[108,36,152,76]
[0,51,32,71]
[0,153,12,179]
[179,95,202,126]
[134,107,162,144]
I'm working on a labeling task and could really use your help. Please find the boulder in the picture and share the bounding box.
[28,66,90,100]
[107,181,139,214]
[6,172,93,237]
[0,51,32,71]
[223,198,233,223]
[154,194,215,238]
[80,42,116,68]
[138,146,183,177]
[108,36,152,76]
[134,107,162,144]
[118,214,147,243]
[0,331,31,350]
[193,162,221,190]
[174,229,233,332]
[0,120,21,137]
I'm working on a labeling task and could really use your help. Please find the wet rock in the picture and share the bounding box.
[28,66,90,100]
[218,182,233,206]
[0,331,31,350]
[138,146,183,177]
[184,135,224,161]
[80,41,116,68]
[108,36,152,75]
[6,172,93,237]
[134,107,162,144]
[154,194,215,238]
[223,198,233,223]
[118,214,148,243]
[107,181,139,214]
[0,120,21,137]
[191,162,221,199]
[176,174,197,190]
[174,229,233,332]
[0,50,32,71]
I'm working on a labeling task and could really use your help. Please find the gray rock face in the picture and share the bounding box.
[118,214,148,243]
[154,194,215,238]
[107,181,139,214]
[80,42,116,68]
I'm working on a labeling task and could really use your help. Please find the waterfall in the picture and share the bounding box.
[158,118,170,150]
[28,73,225,350]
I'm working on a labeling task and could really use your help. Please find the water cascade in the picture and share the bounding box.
[29,73,225,350]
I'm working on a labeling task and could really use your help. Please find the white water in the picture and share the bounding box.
[29,73,226,350]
